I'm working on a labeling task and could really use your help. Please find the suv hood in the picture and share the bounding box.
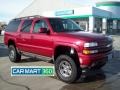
[57,31,107,42]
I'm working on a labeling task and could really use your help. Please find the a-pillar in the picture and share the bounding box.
[102,18,107,34]
[89,16,95,32]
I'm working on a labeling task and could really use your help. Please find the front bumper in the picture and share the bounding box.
[78,51,112,69]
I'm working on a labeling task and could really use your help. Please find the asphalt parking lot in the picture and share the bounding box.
[0,35,120,90]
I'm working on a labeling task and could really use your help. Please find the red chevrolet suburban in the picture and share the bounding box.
[4,16,112,83]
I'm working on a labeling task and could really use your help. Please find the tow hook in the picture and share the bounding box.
[81,68,89,79]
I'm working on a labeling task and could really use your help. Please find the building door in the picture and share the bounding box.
[117,20,120,33]
[94,18,102,33]
[107,20,113,34]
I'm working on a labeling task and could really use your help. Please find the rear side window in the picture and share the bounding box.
[21,20,32,33]
[5,20,21,32]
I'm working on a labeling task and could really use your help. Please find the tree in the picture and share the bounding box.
[0,22,7,34]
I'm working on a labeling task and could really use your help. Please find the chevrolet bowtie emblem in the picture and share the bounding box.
[106,44,111,47]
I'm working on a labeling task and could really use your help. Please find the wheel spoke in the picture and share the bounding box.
[9,50,14,59]
[59,60,72,77]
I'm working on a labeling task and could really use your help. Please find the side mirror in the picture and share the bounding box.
[38,28,49,33]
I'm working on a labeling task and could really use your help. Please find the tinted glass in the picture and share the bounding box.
[21,20,32,33]
[33,20,48,33]
[49,18,83,32]
[5,20,21,32]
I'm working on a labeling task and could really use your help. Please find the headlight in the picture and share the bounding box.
[84,42,98,47]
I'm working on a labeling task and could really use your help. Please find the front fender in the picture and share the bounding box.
[54,41,80,55]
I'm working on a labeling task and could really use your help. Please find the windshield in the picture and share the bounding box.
[49,18,83,32]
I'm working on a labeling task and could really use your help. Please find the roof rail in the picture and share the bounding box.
[13,15,42,20]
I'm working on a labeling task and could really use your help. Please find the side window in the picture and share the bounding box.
[5,20,21,32]
[33,20,48,33]
[21,20,32,33]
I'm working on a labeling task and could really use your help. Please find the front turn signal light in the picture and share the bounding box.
[83,50,98,54]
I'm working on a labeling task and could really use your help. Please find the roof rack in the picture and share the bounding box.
[13,15,43,20]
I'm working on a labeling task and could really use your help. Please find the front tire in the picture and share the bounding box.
[55,55,80,83]
[8,45,21,62]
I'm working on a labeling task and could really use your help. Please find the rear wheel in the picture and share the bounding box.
[8,45,21,62]
[55,55,81,83]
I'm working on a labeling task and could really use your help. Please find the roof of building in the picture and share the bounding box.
[16,0,82,18]
[96,1,120,7]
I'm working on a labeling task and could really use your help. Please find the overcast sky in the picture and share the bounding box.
[0,0,33,22]
[0,0,120,23]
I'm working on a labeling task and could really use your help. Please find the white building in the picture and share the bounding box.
[17,0,120,34]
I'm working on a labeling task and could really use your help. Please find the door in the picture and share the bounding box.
[30,19,53,57]
[107,20,113,34]
[17,20,33,52]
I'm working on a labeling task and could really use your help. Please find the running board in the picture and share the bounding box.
[21,51,53,61]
